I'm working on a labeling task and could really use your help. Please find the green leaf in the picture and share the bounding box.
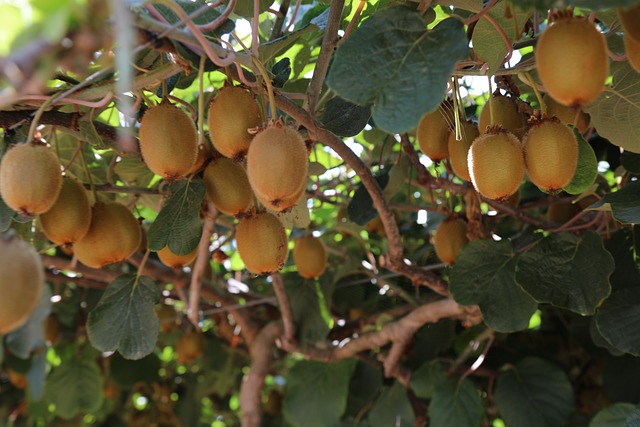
[515,231,614,315]
[429,377,483,427]
[495,357,575,427]
[585,62,640,154]
[0,193,16,231]
[347,172,389,226]
[152,0,233,35]
[627,406,640,427]
[563,129,598,195]
[283,359,356,427]
[597,287,640,356]
[114,155,155,187]
[345,362,383,417]
[147,179,205,255]
[590,403,637,427]
[6,285,51,359]
[450,240,537,332]
[368,381,414,427]
[471,1,531,73]
[320,97,372,137]
[327,8,469,133]
[45,353,104,419]
[621,151,640,174]
[410,360,447,400]
[258,22,323,63]
[434,0,482,12]
[605,228,640,291]
[603,355,640,403]
[26,351,47,401]
[589,181,640,224]
[109,352,161,389]
[284,273,332,344]
[87,274,161,360]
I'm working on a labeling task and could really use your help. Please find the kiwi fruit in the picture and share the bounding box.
[468,129,524,200]
[157,245,198,269]
[547,201,582,223]
[0,143,62,216]
[523,118,578,192]
[618,5,640,42]
[543,94,590,133]
[536,16,609,106]
[247,125,308,212]
[8,370,28,389]
[433,217,469,266]
[478,95,526,138]
[39,177,92,245]
[157,304,179,333]
[416,106,453,162]
[366,215,387,237]
[139,101,198,180]
[176,330,205,364]
[203,157,253,215]
[73,202,142,268]
[624,33,640,73]
[208,86,263,160]
[235,212,288,275]
[293,235,327,279]
[0,233,44,334]
[187,141,214,175]
[448,121,480,181]
[44,314,61,345]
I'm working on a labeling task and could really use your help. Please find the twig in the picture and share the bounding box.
[270,272,296,346]
[269,0,291,40]
[187,202,217,327]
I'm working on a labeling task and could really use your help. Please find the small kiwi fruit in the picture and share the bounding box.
[478,95,526,138]
[0,143,62,216]
[235,212,288,275]
[523,118,578,192]
[157,245,198,269]
[156,304,179,333]
[73,202,142,268]
[203,157,253,215]
[448,121,480,181]
[535,16,609,106]
[247,125,308,212]
[293,235,327,279]
[618,5,640,42]
[624,33,640,73]
[176,330,205,364]
[543,94,590,133]
[417,106,453,162]
[139,101,198,180]
[468,128,524,200]
[44,314,61,345]
[208,86,263,160]
[39,177,92,245]
[0,233,44,334]
[433,217,469,266]
[547,201,582,223]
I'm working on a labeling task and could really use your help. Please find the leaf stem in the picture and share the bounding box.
[252,58,278,121]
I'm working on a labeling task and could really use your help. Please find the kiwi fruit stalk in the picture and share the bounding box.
[0,233,44,334]
[433,217,469,266]
[293,235,327,279]
[448,121,480,181]
[73,202,142,268]
[39,176,92,245]
[535,16,609,106]
[247,125,308,212]
[208,86,263,160]
[0,143,62,216]
[416,106,453,162]
[468,128,524,200]
[203,157,253,215]
[139,101,198,180]
[235,212,288,275]
[523,118,578,193]
[478,95,526,139]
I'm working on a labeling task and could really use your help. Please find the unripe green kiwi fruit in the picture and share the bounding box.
[536,16,609,106]
[293,235,327,279]
[624,33,640,73]
[448,121,480,181]
[543,94,590,133]
[468,129,524,200]
[433,217,469,266]
[208,86,263,160]
[0,143,62,216]
[523,118,578,192]
[478,95,526,138]
[139,102,198,180]
[157,245,198,269]
[39,177,91,245]
[0,233,43,334]
[247,126,308,212]
[618,5,640,42]
[235,212,288,275]
[417,107,453,162]
[203,157,253,215]
[74,202,141,268]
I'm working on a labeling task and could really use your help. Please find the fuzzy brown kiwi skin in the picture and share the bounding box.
[293,235,327,279]
[39,177,92,245]
[203,157,253,215]
[139,102,198,180]
[235,212,288,275]
[624,33,640,73]
[417,107,452,162]
[478,95,526,139]
[543,94,590,133]
[618,5,640,43]
[157,245,198,269]
[448,121,479,182]
[0,143,62,216]
[433,217,469,266]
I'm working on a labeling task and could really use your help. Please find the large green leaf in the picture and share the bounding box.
[585,62,640,154]
[320,96,372,137]
[563,129,598,195]
[515,231,614,315]
[604,228,640,291]
[596,287,640,356]
[284,273,333,344]
[282,359,356,427]
[326,7,468,133]
[590,403,637,427]
[147,178,205,255]
[589,181,640,224]
[87,274,161,360]
[410,360,447,400]
[449,239,537,332]
[429,377,483,427]
[495,357,575,427]
[368,381,414,427]
[347,171,389,226]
